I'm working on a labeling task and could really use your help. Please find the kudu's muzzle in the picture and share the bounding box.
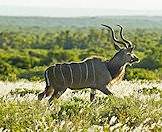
[131,55,139,63]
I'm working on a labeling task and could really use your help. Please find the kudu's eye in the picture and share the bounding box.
[126,53,131,55]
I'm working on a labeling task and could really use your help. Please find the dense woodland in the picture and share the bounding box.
[0,16,162,81]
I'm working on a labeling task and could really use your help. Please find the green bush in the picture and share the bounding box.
[0,27,162,81]
[125,68,159,80]
[0,60,19,81]
[43,49,80,65]
[136,47,162,70]
[18,66,45,81]
[8,55,32,69]
[158,68,162,80]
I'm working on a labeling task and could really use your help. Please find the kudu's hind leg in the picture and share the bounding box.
[90,89,96,102]
[38,92,44,100]
[49,88,67,105]
[38,86,54,100]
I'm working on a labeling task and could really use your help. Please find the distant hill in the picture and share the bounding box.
[0,16,162,30]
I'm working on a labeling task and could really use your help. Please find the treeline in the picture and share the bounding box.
[0,28,162,81]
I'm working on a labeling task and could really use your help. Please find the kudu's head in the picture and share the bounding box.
[101,24,139,65]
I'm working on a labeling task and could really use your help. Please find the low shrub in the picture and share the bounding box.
[18,66,45,81]
[125,68,159,80]
[0,60,18,81]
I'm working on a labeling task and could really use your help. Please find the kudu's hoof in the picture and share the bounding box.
[90,93,95,102]
[38,93,44,100]
[108,91,113,96]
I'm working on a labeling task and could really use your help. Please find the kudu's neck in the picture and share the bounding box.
[105,55,126,79]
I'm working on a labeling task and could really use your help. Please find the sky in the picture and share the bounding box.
[0,0,162,17]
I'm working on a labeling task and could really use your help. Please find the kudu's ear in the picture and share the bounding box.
[127,47,134,52]
[114,43,121,51]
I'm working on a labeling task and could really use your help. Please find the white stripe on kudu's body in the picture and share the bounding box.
[84,62,89,83]
[68,65,73,86]
[91,61,96,86]
[60,65,66,87]
[45,70,50,86]
[53,66,56,79]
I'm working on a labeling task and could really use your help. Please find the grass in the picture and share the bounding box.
[0,81,162,131]
[139,87,162,98]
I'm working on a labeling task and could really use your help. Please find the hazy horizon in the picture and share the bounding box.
[1,0,162,17]
[0,6,162,17]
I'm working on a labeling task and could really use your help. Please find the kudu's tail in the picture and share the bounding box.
[38,69,54,100]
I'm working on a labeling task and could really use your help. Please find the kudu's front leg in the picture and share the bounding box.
[98,86,113,96]
[38,86,54,100]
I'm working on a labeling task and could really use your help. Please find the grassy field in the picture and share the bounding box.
[0,80,161,131]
